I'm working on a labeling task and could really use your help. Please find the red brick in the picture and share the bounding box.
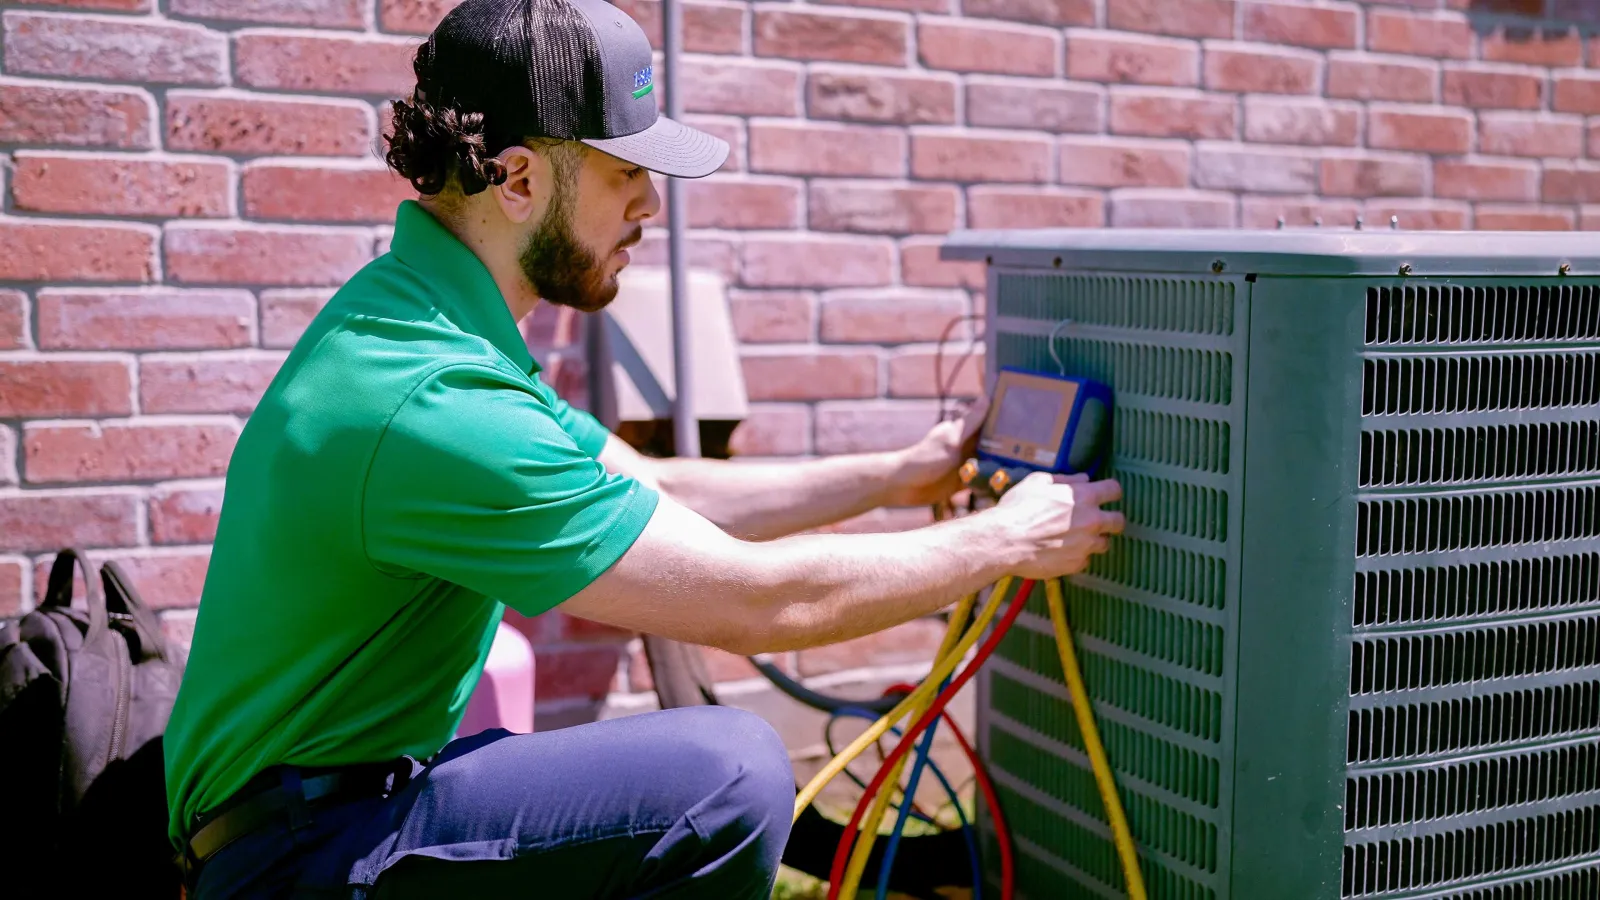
[1109,189,1236,227]
[740,236,895,289]
[1481,25,1582,67]
[796,617,946,675]
[3,12,226,85]
[378,0,459,34]
[889,348,985,396]
[34,548,211,610]
[609,0,747,54]
[1434,159,1540,202]
[632,233,739,282]
[1478,113,1583,159]
[12,152,231,218]
[755,8,906,65]
[808,67,957,125]
[149,481,224,544]
[820,290,968,343]
[166,92,374,157]
[139,351,286,415]
[685,178,802,230]
[1367,106,1473,154]
[235,31,418,97]
[0,426,15,487]
[1204,42,1322,95]
[1542,161,1600,204]
[243,162,413,223]
[1065,30,1199,87]
[261,288,333,349]
[1442,64,1543,110]
[1582,206,1600,231]
[815,401,942,453]
[0,358,132,417]
[1365,199,1470,231]
[0,219,155,282]
[1058,136,1190,187]
[1321,152,1428,197]
[0,291,27,351]
[968,186,1104,228]
[900,238,985,289]
[917,19,1059,77]
[11,0,150,10]
[728,404,812,456]
[1327,53,1437,102]
[1243,1,1359,50]
[1240,197,1360,228]
[1474,206,1574,231]
[1244,96,1360,146]
[816,0,949,11]
[1107,0,1236,40]
[176,0,365,28]
[37,289,254,351]
[0,558,21,617]
[965,77,1103,133]
[682,58,802,118]
[749,121,905,177]
[0,78,154,148]
[0,490,139,553]
[535,645,623,702]
[1110,88,1237,139]
[560,613,633,644]
[24,420,238,483]
[1195,144,1318,193]
[728,291,815,344]
[962,0,1093,27]
[742,351,880,401]
[1368,9,1473,59]
[911,132,1051,182]
[165,224,371,286]
[809,182,958,234]
[1554,72,1600,115]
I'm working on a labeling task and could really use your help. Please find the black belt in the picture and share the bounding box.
[183,760,410,872]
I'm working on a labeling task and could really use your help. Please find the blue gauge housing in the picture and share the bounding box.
[977,367,1113,479]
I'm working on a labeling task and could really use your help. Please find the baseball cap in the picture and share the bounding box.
[418,0,728,179]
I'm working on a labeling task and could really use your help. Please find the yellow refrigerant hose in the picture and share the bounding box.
[793,576,1148,900]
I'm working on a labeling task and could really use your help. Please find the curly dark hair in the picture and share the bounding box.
[385,89,507,198]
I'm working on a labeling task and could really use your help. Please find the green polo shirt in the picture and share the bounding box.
[163,200,658,844]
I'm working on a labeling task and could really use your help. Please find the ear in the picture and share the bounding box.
[491,145,544,225]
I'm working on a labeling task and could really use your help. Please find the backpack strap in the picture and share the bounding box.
[100,561,171,664]
[42,548,109,644]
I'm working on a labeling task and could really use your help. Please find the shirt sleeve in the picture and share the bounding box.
[531,374,612,458]
[362,364,658,616]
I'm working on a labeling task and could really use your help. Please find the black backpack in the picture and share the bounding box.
[0,548,187,895]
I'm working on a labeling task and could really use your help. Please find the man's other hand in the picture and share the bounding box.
[884,398,989,508]
[995,472,1124,581]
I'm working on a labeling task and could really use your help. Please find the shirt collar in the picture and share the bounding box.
[390,199,538,375]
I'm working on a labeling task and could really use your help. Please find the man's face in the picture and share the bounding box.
[519,145,660,313]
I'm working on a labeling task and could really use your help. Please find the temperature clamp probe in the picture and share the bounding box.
[960,366,1112,498]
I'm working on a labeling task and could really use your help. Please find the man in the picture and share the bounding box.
[163,0,1124,897]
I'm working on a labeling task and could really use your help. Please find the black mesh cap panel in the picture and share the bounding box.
[421,0,607,152]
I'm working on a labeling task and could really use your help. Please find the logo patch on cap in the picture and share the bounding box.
[632,66,653,99]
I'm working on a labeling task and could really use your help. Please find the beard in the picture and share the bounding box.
[518,189,640,314]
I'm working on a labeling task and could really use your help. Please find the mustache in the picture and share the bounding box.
[616,227,643,253]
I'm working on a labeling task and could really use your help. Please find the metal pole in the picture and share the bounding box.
[662,0,699,459]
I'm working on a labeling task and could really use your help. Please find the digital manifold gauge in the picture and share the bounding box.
[960,367,1112,499]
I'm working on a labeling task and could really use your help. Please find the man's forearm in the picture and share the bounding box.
[728,511,1025,652]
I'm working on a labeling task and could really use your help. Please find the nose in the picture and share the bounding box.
[634,174,663,222]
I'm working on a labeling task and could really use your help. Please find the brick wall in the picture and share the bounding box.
[3,0,1600,728]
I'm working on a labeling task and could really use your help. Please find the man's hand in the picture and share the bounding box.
[993,472,1124,581]
[883,398,989,508]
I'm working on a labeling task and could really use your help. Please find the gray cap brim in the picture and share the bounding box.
[582,115,729,179]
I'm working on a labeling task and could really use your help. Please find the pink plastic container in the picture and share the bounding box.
[458,621,536,736]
